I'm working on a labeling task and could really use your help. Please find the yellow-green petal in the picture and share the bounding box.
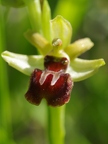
[68,58,105,82]
[65,38,94,60]
[24,30,52,55]
[1,51,44,76]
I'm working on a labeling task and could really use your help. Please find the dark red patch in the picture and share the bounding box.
[44,55,69,72]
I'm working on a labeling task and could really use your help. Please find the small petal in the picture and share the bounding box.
[50,15,72,49]
[1,51,44,75]
[24,30,52,55]
[65,38,94,59]
[68,58,105,82]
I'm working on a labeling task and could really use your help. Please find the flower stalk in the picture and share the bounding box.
[48,106,65,144]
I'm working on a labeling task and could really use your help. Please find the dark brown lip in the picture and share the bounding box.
[25,55,73,107]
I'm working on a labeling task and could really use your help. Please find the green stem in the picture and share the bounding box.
[24,0,42,33]
[48,106,65,144]
[0,6,14,144]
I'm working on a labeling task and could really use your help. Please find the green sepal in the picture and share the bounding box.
[0,0,25,8]
[1,51,44,76]
[65,38,94,60]
[24,30,52,55]
[68,58,105,82]
[50,15,72,50]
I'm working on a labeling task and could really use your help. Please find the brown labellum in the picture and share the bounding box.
[25,55,73,106]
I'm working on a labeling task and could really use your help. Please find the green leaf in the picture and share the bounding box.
[68,58,105,82]
[65,38,94,60]
[1,51,44,76]
[50,15,72,50]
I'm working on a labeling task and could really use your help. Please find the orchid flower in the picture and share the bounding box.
[1,0,106,144]
[1,15,105,106]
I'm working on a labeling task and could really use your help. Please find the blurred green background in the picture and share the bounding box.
[0,0,108,144]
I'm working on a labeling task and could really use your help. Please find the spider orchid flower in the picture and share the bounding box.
[1,15,105,106]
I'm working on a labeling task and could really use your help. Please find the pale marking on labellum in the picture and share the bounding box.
[39,70,63,86]
[51,70,63,86]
